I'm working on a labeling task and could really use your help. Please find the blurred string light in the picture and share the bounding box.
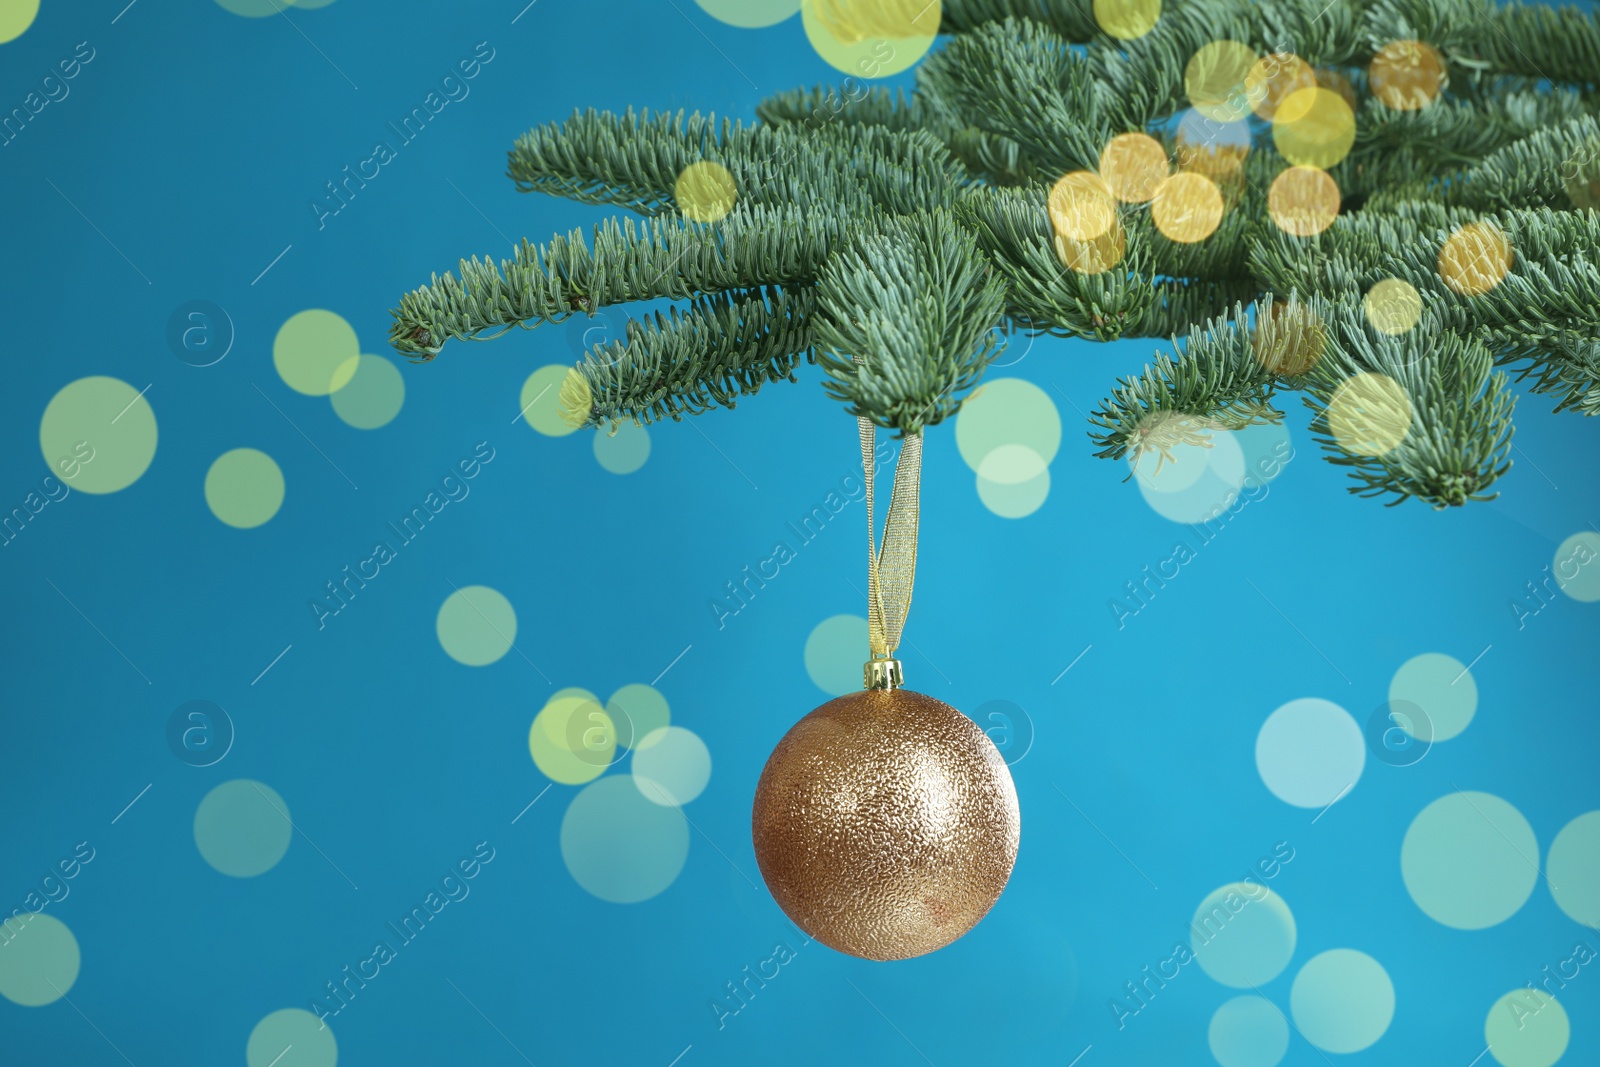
[1185,41,1259,123]
[1369,40,1448,110]
[1099,133,1170,202]
[801,0,941,78]
[694,0,802,27]
[1273,86,1356,169]
[675,161,738,223]
[1093,0,1161,40]
[1245,52,1316,121]
[1152,171,1225,242]
[1364,278,1424,335]
[1326,372,1413,456]
[1268,165,1340,236]
[954,378,1061,519]
[1438,220,1514,295]
[526,681,706,903]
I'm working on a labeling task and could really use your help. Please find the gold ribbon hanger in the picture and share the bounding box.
[858,411,922,690]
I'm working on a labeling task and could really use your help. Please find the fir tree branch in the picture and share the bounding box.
[389,205,851,360]
[814,211,1007,434]
[570,286,818,429]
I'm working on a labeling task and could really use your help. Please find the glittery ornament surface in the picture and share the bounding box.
[751,688,1021,961]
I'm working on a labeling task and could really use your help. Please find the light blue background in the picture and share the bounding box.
[1,2,1597,1065]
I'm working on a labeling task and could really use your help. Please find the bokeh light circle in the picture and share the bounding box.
[0,0,40,43]
[1485,990,1569,1067]
[215,0,294,15]
[1553,532,1600,601]
[1246,52,1315,121]
[247,1009,337,1067]
[1402,791,1539,929]
[1546,811,1600,927]
[1093,0,1159,39]
[1099,133,1169,202]
[561,774,690,903]
[695,0,801,27]
[801,0,941,79]
[39,376,158,494]
[520,365,589,436]
[1185,41,1259,122]
[1209,995,1290,1067]
[0,914,79,1006]
[1326,372,1412,456]
[194,779,293,878]
[1272,87,1356,169]
[1055,219,1127,275]
[1252,300,1327,376]
[632,726,712,806]
[436,585,517,666]
[1132,422,1250,524]
[531,689,619,785]
[594,420,651,474]
[1151,172,1224,243]
[1256,697,1365,808]
[274,309,360,396]
[1388,652,1476,742]
[1290,950,1395,1053]
[1364,278,1424,335]
[1370,40,1447,111]
[330,354,405,429]
[976,444,1051,518]
[1439,220,1513,296]
[1048,171,1117,241]
[608,683,672,751]
[955,378,1062,470]
[205,448,285,529]
[805,614,868,696]
[675,161,738,223]
[1190,883,1297,987]
[1268,166,1340,236]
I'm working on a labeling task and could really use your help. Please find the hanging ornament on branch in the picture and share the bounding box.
[752,407,1021,961]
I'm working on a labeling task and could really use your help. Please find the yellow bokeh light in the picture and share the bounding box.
[1273,87,1356,169]
[274,309,360,396]
[1185,41,1259,123]
[205,448,286,529]
[1054,218,1127,275]
[1438,220,1513,296]
[1268,165,1341,236]
[1151,172,1224,243]
[1099,133,1170,202]
[674,161,738,223]
[1246,52,1316,121]
[695,0,801,27]
[521,364,590,435]
[530,690,618,785]
[1327,372,1413,456]
[0,0,39,44]
[1048,171,1117,241]
[1253,300,1326,376]
[1093,0,1160,40]
[1364,279,1424,335]
[801,0,941,79]
[1370,40,1447,111]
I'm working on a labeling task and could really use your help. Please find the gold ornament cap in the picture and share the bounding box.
[863,657,903,691]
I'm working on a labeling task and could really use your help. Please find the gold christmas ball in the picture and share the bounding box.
[751,687,1021,961]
